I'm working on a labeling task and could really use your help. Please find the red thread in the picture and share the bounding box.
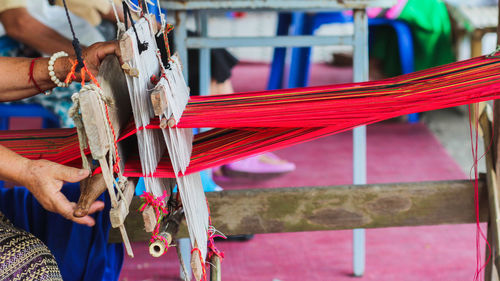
[92,166,102,176]
[28,58,45,93]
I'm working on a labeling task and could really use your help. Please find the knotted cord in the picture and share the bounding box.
[60,0,84,72]
[139,191,170,252]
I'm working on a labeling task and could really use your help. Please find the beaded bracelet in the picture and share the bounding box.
[48,51,69,88]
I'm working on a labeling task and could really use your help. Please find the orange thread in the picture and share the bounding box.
[64,59,78,84]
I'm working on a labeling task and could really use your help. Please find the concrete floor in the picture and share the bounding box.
[423,107,486,175]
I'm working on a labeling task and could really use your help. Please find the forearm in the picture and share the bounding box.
[11,24,75,55]
[0,144,29,185]
[0,56,73,102]
[0,8,75,55]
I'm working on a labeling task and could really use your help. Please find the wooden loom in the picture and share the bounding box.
[91,5,500,281]
[69,13,215,280]
[34,3,500,281]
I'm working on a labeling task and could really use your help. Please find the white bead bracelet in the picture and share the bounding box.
[48,51,69,88]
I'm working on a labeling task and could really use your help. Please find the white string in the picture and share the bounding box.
[108,0,126,36]
[156,0,166,31]
[122,18,165,195]
[123,0,142,14]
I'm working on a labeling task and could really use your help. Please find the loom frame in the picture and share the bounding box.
[108,2,500,281]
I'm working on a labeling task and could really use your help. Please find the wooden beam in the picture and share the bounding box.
[109,179,489,243]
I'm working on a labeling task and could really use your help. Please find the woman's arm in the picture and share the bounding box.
[0,40,121,225]
[0,8,75,55]
[0,144,103,226]
[0,40,121,102]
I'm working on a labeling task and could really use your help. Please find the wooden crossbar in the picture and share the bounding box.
[109,179,488,243]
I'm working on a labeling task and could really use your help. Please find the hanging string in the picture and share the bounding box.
[156,0,167,30]
[123,0,142,14]
[206,199,225,261]
[60,0,84,72]
[156,24,174,70]
[123,1,148,54]
[108,0,125,36]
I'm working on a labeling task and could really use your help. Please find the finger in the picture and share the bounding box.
[97,41,121,62]
[53,192,95,226]
[55,164,89,183]
[113,41,122,63]
[87,201,105,215]
[71,215,96,227]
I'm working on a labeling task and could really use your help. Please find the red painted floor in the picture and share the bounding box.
[119,63,483,280]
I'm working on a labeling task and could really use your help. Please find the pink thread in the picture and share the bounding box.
[206,200,225,260]
[140,191,169,253]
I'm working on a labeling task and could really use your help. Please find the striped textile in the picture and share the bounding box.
[0,212,62,281]
[2,55,500,177]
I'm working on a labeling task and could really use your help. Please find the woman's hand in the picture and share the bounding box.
[19,159,104,227]
[81,40,122,78]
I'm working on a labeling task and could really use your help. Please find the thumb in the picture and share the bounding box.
[55,165,89,183]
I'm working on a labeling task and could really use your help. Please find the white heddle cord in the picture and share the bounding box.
[108,0,125,36]
[156,0,166,31]
[123,0,142,14]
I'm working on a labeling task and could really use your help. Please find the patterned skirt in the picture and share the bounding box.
[0,212,62,281]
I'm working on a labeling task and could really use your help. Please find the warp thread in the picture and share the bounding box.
[123,1,148,54]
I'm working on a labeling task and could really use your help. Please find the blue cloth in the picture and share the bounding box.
[0,184,124,281]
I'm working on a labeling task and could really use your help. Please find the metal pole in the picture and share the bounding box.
[352,8,368,277]
[198,12,211,96]
[174,11,189,81]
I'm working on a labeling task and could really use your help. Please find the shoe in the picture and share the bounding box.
[224,152,295,175]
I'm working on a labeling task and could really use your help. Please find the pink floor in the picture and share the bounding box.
[120,63,483,281]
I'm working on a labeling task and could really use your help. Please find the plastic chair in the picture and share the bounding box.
[0,103,60,130]
[268,12,418,122]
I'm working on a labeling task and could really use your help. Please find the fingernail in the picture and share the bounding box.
[79,169,87,176]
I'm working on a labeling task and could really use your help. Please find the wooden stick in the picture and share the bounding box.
[210,255,221,281]
[480,107,500,278]
[487,6,500,278]
[142,205,157,233]
[191,242,204,281]
[151,89,168,116]
[485,223,497,281]
[74,173,107,217]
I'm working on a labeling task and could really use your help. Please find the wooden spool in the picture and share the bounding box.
[149,232,173,258]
